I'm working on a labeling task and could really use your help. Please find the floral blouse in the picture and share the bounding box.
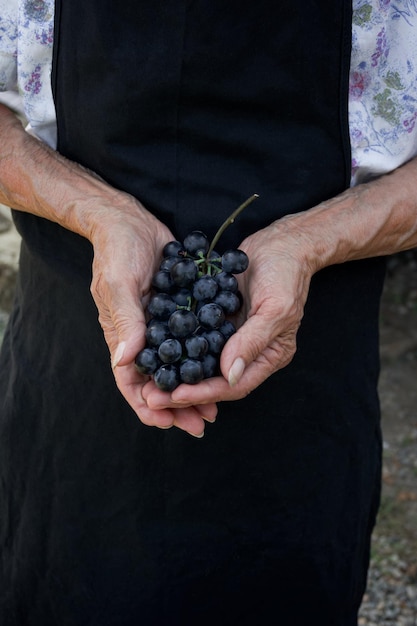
[0,0,55,147]
[350,0,417,183]
[1,0,417,186]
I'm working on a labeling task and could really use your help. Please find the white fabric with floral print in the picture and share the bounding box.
[1,0,417,186]
[350,0,417,183]
[0,0,55,146]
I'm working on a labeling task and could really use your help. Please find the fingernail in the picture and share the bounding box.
[202,416,217,424]
[189,431,205,439]
[228,357,245,387]
[112,341,126,369]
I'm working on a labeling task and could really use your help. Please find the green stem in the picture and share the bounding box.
[207,193,259,258]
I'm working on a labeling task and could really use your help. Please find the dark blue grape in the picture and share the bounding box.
[214,271,238,293]
[185,335,209,359]
[147,293,177,320]
[199,329,226,355]
[145,319,171,347]
[180,359,204,385]
[158,338,183,364]
[135,348,160,375]
[183,231,209,256]
[154,364,181,391]
[152,270,175,293]
[214,290,241,315]
[163,240,184,258]
[197,302,225,330]
[168,309,198,338]
[219,319,236,341]
[221,249,249,274]
[160,256,181,272]
[201,353,219,379]
[171,288,193,308]
[192,275,218,301]
[170,258,198,287]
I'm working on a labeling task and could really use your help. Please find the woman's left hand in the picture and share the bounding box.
[142,217,315,409]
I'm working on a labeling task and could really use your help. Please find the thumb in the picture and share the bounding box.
[220,314,274,386]
[111,319,147,369]
[111,340,128,369]
[105,297,148,369]
[111,322,147,369]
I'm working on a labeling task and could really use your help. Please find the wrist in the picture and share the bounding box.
[0,106,146,242]
[271,162,417,275]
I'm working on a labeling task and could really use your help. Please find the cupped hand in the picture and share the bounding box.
[142,216,315,409]
[88,196,217,436]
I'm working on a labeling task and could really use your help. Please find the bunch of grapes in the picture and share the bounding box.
[134,194,258,392]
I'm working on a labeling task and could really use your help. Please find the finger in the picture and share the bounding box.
[219,312,280,384]
[169,338,295,405]
[195,403,218,423]
[114,364,207,437]
[172,406,208,438]
[114,364,174,427]
[101,296,147,370]
[221,289,303,383]
[142,380,218,419]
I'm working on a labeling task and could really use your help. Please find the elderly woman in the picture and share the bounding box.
[1,1,417,624]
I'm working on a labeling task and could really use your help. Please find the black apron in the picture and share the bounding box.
[0,2,385,624]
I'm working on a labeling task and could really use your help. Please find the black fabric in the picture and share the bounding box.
[1,2,385,624]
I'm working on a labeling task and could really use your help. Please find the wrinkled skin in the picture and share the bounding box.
[141,218,313,411]
[3,103,417,438]
[89,202,219,437]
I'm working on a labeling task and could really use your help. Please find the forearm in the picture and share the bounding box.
[276,156,417,273]
[0,103,139,241]
[0,105,212,434]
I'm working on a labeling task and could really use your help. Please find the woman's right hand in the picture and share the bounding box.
[0,103,216,436]
[88,195,218,437]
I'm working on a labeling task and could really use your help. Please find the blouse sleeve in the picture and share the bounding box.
[349,1,417,185]
[0,0,18,92]
[0,0,56,148]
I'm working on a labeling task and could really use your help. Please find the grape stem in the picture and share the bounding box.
[207,193,259,258]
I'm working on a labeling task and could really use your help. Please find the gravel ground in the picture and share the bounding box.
[359,253,417,625]
[0,208,417,623]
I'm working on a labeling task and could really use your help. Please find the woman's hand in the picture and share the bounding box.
[142,217,315,409]
[89,197,218,436]
[0,104,217,436]
[142,156,417,412]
